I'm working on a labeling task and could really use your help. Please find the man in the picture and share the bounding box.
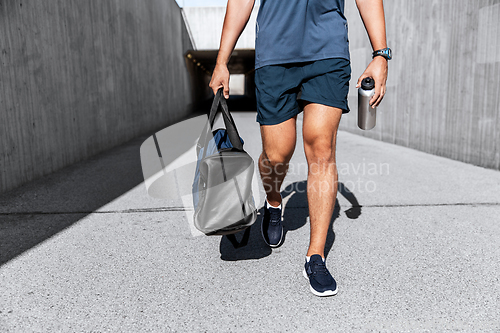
[209,0,390,296]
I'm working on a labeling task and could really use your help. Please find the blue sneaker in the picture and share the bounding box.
[303,254,338,296]
[261,201,283,247]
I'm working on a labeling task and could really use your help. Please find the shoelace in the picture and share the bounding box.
[310,260,329,276]
[268,208,281,226]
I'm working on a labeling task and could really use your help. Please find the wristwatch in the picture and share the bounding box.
[372,48,392,60]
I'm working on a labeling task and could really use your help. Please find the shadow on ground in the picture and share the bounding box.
[0,111,210,266]
[0,135,150,266]
[219,181,362,261]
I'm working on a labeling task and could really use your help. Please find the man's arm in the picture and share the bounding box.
[209,0,255,99]
[355,0,388,108]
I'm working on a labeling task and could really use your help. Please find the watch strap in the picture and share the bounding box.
[372,48,392,60]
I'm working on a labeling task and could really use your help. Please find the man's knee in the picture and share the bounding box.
[260,149,291,167]
[304,140,335,163]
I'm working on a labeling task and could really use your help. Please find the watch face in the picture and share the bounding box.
[380,48,392,60]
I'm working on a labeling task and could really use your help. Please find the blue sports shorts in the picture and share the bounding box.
[254,57,351,126]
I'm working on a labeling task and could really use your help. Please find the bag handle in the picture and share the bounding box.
[226,227,251,248]
[198,88,244,157]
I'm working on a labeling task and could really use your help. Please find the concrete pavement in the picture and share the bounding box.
[1,111,499,332]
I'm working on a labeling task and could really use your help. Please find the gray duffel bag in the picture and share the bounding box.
[192,89,257,247]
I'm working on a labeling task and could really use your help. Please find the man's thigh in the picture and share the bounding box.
[255,57,350,157]
[302,102,343,159]
[260,115,297,162]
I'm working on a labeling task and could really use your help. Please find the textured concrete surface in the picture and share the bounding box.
[0,0,195,194]
[1,112,500,332]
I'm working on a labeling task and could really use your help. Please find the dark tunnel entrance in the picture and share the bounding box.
[185,49,256,112]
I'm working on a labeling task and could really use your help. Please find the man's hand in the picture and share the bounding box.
[356,57,388,108]
[209,63,230,99]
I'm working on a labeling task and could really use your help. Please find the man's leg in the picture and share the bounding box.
[258,115,297,247]
[302,102,343,258]
[258,115,297,207]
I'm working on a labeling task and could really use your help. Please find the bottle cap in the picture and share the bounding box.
[361,77,375,90]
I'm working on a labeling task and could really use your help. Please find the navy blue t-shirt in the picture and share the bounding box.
[255,0,350,69]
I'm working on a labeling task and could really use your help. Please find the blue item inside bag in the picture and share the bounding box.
[192,128,244,209]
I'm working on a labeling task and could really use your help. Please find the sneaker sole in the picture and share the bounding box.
[260,220,283,248]
[303,269,338,297]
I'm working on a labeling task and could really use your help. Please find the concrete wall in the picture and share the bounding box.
[342,0,500,170]
[182,5,258,50]
[0,0,195,194]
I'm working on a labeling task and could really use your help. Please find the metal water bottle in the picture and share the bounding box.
[358,77,376,130]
